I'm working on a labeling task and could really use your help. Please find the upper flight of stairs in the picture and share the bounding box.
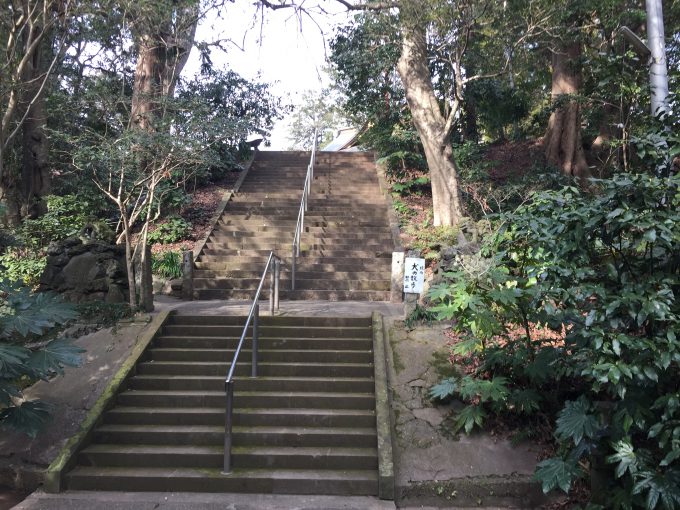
[192,151,394,301]
[65,314,379,495]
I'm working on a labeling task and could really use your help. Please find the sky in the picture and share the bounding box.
[184,2,352,150]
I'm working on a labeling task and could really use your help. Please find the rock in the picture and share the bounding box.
[40,238,129,304]
[441,246,457,261]
[169,279,183,291]
[105,284,126,304]
[413,407,446,427]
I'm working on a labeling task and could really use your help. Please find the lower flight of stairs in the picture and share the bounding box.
[65,314,380,495]
[192,151,394,301]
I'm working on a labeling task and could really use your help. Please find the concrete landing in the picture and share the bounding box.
[383,318,548,508]
[13,490,396,509]
[154,295,404,318]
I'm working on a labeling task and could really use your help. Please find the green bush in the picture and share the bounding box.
[0,280,83,437]
[405,218,460,260]
[151,251,183,279]
[0,248,46,288]
[427,173,680,508]
[0,194,102,286]
[16,195,97,250]
[147,217,191,245]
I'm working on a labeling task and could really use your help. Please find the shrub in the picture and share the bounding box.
[151,251,183,279]
[0,280,83,437]
[147,217,192,245]
[427,173,680,508]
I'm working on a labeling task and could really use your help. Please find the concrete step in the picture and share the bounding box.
[78,444,378,470]
[104,407,376,428]
[160,324,370,338]
[192,269,390,280]
[154,335,373,350]
[135,361,375,378]
[128,375,375,393]
[192,278,389,292]
[166,315,371,327]
[145,348,373,364]
[116,390,375,410]
[194,289,391,301]
[66,466,378,494]
[93,424,377,447]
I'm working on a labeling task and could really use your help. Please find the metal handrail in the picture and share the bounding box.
[291,129,318,290]
[222,251,281,474]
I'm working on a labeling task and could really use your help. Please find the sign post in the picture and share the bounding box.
[403,257,425,295]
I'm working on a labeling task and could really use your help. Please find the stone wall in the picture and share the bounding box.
[39,237,129,303]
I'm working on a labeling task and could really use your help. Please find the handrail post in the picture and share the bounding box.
[274,259,280,311]
[222,380,234,474]
[269,261,275,314]
[251,303,259,378]
[291,243,296,290]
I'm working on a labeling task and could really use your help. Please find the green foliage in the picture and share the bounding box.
[0,281,83,437]
[151,251,183,279]
[0,194,105,286]
[404,303,437,329]
[390,176,430,196]
[75,302,132,327]
[0,249,46,288]
[147,217,191,245]
[405,219,460,260]
[427,172,680,506]
[19,195,99,249]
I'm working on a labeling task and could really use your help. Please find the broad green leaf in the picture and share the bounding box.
[429,378,457,401]
[454,404,486,434]
[555,399,599,445]
[25,339,84,378]
[0,344,31,378]
[534,458,580,494]
[607,440,638,478]
[0,400,53,438]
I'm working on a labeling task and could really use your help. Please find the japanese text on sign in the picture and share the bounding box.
[403,257,425,294]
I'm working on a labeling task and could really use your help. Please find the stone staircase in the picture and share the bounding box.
[64,314,380,495]
[192,151,394,301]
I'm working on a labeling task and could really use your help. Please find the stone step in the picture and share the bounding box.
[203,240,394,252]
[135,361,374,378]
[200,248,392,259]
[77,444,378,470]
[192,269,390,280]
[160,324,371,338]
[145,348,373,364]
[154,335,373,350]
[191,278,390,291]
[165,315,372,327]
[193,289,392,301]
[104,407,376,428]
[66,466,378,494]
[206,231,394,241]
[128,375,375,393]
[93,424,377,447]
[195,256,391,269]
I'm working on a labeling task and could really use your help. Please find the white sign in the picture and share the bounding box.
[403,257,425,294]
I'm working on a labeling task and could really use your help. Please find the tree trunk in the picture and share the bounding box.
[544,43,589,178]
[20,40,51,218]
[397,23,464,227]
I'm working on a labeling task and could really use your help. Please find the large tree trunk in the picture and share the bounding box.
[126,4,198,308]
[397,23,464,227]
[20,40,51,218]
[1,5,52,224]
[544,43,589,178]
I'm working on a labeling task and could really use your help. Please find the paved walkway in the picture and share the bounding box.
[153,295,404,318]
